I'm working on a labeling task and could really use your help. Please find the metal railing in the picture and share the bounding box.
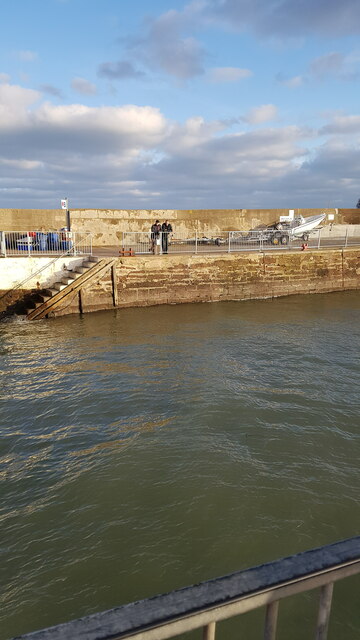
[0,232,93,312]
[13,536,360,640]
[0,230,92,257]
[121,227,359,255]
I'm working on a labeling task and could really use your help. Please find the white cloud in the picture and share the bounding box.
[320,115,360,135]
[285,76,303,88]
[277,49,360,89]
[0,158,43,170]
[162,116,227,153]
[40,84,63,98]
[0,73,10,83]
[0,80,359,208]
[276,73,304,88]
[126,8,206,79]
[0,89,168,154]
[0,83,40,125]
[15,50,38,62]
[242,104,278,124]
[71,77,97,95]
[97,60,145,80]
[208,67,252,82]
[310,52,345,78]
[204,0,360,37]
[308,51,360,81]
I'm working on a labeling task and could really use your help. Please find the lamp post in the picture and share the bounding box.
[61,197,71,230]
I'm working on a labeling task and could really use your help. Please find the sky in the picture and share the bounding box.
[1,0,360,210]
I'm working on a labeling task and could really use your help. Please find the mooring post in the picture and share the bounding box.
[78,289,84,314]
[111,264,118,307]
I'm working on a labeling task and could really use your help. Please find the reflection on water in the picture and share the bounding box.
[1,292,360,639]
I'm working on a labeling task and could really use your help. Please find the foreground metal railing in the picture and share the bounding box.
[14,536,359,640]
[0,232,93,311]
[0,230,92,257]
[121,227,359,255]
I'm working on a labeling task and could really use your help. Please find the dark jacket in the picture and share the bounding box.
[151,223,161,238]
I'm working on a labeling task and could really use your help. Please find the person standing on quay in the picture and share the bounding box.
[151,219,162,254]
[161,220,173,254]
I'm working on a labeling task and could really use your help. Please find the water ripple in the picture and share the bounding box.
[1,293,360,639]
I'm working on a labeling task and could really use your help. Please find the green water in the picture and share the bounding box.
[1,293,359,639]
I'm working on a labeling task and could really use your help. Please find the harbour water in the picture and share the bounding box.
[1,293,359,639]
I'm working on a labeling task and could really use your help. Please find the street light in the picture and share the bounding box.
[61,197,71,231]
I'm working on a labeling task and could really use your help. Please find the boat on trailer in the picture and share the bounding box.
[232,212,327,246]
[273,212,326,242]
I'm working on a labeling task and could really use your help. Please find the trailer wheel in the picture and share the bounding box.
[280,234,289,245]
[271,233,280,245]
[302,232,309,242]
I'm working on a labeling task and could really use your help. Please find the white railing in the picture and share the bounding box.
[121,227,358,255]
[0,233,94,313]
[0,230,92,257]
[12,536,360,640]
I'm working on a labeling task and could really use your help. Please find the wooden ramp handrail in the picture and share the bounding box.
[27,258,116,320]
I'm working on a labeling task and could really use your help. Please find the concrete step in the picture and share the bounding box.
[61,276,76,285]
[43,288,59,297]
[64,269,81,278]
[39,295,51,303]
[82,261,95,268]
[88,256,99,263]
[75,266,88,274]
[54,282,67,291]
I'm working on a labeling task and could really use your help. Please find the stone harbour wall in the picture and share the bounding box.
[48,247,360,317]
[0,209,66,232]
[1,208,360,246]
[69,208,336,246]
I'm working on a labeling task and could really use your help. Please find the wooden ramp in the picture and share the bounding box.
[26,257,116,320]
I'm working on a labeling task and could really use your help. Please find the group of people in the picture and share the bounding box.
[150,219,173,254]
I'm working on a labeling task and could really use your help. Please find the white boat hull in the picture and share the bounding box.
[291,213,326,238]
